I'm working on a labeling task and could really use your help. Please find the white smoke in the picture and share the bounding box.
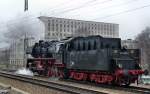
[15,68,34,76]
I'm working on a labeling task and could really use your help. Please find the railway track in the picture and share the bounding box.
[0,71,107,94]
[126,86,150,94]
[60,79,150,94]
[12,74,150,94]
[0,70,150,94]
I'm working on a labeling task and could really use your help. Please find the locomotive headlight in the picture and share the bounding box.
[139,63,142,67]
[130,50,134,53]
[113,50,118,53]
[118,64,123,68]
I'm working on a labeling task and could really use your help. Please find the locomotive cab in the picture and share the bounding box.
[112,50,144,85]
[113,52,140,70]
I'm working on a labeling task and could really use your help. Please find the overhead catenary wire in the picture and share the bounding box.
[50,0,112,16]
[0,0,109,30]
[38,0,98,15]
[70,0,140,17]
[0,0,127,28]
[1,1,150,46]
[1,2,150,32]
[1,0,138,26]
[93,3,150,20]
[0,0,117,31]
[0,0,112,29]
[1,3,150,31]
[0,0,99,27]
[0,0,149,30]
[0,0,77,28]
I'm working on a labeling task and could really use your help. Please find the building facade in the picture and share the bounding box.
[9,37,35,69]
[121,39,138,49]
[39,16,119,40]
[9,39,24,69]
[0,48,9,66]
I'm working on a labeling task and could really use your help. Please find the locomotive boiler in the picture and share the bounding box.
[26,35,145,86]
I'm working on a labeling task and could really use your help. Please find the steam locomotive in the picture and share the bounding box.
[26,35,145,86]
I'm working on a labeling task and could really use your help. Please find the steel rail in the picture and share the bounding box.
[61,79,150,94]
[0,71,107,94]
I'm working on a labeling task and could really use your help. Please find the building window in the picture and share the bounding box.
[48,33,51,36]
[60,33,62,37]
[48,22,50,31]
[104,24,106,31]
[52,26,54,31]
[75,24,77,28]
[56,27,58,31]
[52,19,54,23]
[64,28,66,32]
[60,28,62,32]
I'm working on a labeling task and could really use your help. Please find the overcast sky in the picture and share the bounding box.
[0,0,150,47]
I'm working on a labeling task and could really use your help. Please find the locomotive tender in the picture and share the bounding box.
[26,35,144,86]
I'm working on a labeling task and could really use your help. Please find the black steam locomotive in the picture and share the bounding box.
[26,35,144,86]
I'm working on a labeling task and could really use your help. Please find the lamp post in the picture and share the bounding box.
[23,35,34,67]
[24,0,28,11]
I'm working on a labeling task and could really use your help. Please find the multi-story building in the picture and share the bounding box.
[121,39,138,49]
[39,16,119,40]
[0,48,9,65]
[9,39,24,69]
[9,37,35,69]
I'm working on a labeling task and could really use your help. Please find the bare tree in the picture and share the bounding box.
[136,27,150,72]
